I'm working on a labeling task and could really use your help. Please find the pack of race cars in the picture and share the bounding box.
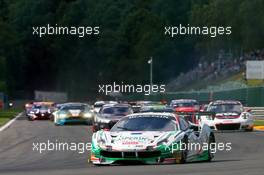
[24,99,254,165]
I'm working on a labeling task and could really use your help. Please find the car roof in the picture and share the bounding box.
[94,101,106,105]
[33,104,47,107]
[33,102,54,105]
[94,101,118,105]
[141,104,166,108]
[61,102,87,106]
[171,99,197,103]
[125,112,177,121]
[210,100,242,105]
[140,104,173,110]
[102,103,131,108]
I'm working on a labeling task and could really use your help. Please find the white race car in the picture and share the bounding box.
[200,100,253,131]
[93,101,118,113]
[90,113,215,165]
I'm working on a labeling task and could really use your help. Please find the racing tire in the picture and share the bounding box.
[245,127,253,132]
[50,115,54,122]
[87,151,92,164]
[92,125,98,133]
[88,153,104,166]
[54,116,60,126]
[207,133,215,162]
[176,136,188,164]
[87,121,93,126]
[54,121,64,126]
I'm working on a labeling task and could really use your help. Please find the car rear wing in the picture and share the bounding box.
[176,111,216,124]
[176,111,215,115]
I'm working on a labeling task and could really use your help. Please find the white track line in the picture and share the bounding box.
[0,112,23,132]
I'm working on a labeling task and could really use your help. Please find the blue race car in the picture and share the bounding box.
[53,103,94,125]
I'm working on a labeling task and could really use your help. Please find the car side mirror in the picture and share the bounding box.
[245,108,251,112]
[189,124,199,131]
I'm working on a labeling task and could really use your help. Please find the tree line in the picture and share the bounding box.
[0,0,263,99]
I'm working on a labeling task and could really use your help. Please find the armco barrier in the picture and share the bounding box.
[123,86,264,107]
[245,107,264,119]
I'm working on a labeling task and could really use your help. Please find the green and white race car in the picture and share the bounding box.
[89,112,215,165]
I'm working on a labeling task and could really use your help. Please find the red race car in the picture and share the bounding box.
[170,99,200,112]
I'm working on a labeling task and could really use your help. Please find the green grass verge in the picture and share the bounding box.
[254,120,264,126]
[0,109,22,127]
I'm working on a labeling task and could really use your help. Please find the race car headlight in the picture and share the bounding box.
[97,139,108,149]
[84,113,92,118]
[99,144,112,151]
[146,146,155,151]
[157,138,169,146]
[59,113,67,118]
[97,117,111,123]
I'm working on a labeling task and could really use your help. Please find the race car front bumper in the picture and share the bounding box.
[28,113,51,120]
[55,117,91,125]
[205,120,253,131]
[90,148,177,165]
[215,123,241,130]
[89,143,210,165]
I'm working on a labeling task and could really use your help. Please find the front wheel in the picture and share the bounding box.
[176,136,188,164]
[87,151,92,164]
[54,116,60,126]
[92,125,98,132]
[207,133,215,162]
[50,115,54,121]
[28,116,33,121]
[245,126,253,132]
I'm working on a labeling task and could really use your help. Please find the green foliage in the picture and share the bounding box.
[190,0,264,58]
[0,0,263,99]
[0,109,21,126]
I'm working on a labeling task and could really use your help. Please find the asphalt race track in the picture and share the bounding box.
[0,113,264,175]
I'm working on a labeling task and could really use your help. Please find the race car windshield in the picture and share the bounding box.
[61,105,86,111]
[33,105,49,110]
[101,107,130,115]
[111,116,178,132]
[207,104,243,113]
[140,106,174,112]
[94,104,104,108]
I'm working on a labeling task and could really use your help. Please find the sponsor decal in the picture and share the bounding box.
[122,141,139,145]
[115,136,152,144]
